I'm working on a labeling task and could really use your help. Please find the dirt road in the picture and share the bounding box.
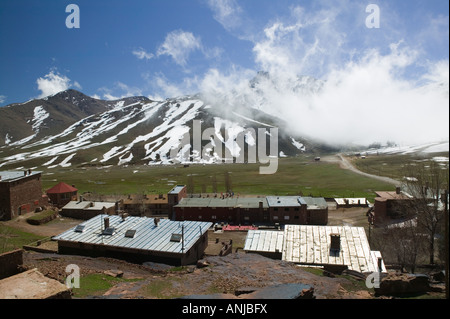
[322,154,400,186]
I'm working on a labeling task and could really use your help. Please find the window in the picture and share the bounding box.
[294,208,299,211]
[212,215,217,219]
[102,227,115,235]
[273,216,279,220]
[284,208,289,211]
[125,230,136,238]
[274,208,278,211]
[74,225,85,233]
[170,233,182,242]
[284,216,290,220]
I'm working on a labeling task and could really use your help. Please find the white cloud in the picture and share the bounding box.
[132,47,154,60]
[98,82,143,101]
[156,30,202,67]
[36,70,80,98]
[207,0,243,31]
[0,95,6,104]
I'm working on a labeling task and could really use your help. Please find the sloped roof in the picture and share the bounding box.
[46,182,78,194]
[53,214,212,254]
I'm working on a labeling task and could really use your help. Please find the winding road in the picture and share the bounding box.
[322,154,401,186]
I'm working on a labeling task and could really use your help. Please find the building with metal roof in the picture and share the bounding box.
[60,200,117,220]
[53,214,212,265]
[244,225,386,274]
[0,170,45,220]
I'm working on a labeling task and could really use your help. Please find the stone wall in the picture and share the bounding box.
[0,249,23,280]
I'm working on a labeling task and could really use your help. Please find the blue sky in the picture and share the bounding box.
[0,0,449,144]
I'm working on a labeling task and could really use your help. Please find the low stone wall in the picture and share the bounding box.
[0,249,23,280]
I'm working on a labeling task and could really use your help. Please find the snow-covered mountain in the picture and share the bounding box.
[0,88,313,170]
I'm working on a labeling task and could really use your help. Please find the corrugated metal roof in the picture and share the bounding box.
[0,170,41,182]
[53,215,212,254]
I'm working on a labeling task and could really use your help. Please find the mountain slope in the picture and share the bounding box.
[0,90,311,170]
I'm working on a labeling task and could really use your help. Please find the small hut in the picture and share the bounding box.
[46,182,78,208]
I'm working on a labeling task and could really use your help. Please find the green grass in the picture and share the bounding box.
[72,273,140,298]
[40,156,394,202]
[140,278,184,299]
[351,152,449,180]
[26,210,57,224]
[0,224,46,254]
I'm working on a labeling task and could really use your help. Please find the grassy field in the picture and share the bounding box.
[39,156,395,202]
[0,224,46,254]
[351,152,449,180]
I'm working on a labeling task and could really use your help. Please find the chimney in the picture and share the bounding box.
[28,169,32,175]
[395,187,401,195]
[154,217,160,226]
[330,233,341,251]
[79,195,83,202]
[121,213,129,221]
[104,217,110,230]
[24,170,27,176]
[377,257,383,272]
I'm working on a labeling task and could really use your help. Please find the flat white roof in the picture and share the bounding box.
[282,225,385,273]
[244,230,284,254]
[244,225,386,274]
[62,201,115,210]
[335,198,368,205]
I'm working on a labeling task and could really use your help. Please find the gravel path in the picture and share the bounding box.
[322,154,401,186]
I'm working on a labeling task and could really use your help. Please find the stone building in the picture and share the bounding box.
[0,170,45,221]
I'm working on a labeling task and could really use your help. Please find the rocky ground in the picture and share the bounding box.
[22,250,375,299]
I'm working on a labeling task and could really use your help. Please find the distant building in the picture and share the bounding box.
[60,198,116,220]
[0,170,45,221]
[244,225,386,274]
[334,198,369,209]
[53,214,212,265]
[174,195,328,226]
[174,197,268,225]
[168,185,187,219]
[266,196,307,224]
[373,187,412,226]
[302,197,328,225]
[122,193,168,216]
[46,182,78,208]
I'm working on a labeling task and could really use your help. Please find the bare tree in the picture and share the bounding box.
[400,161,449,265]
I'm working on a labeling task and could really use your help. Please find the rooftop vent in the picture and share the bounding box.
[74,225,85,233]
[330,233,341,251]
[154,217,160,226]
[170,233,182,242]
[102,227,115,236]
[125,229,136,238]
